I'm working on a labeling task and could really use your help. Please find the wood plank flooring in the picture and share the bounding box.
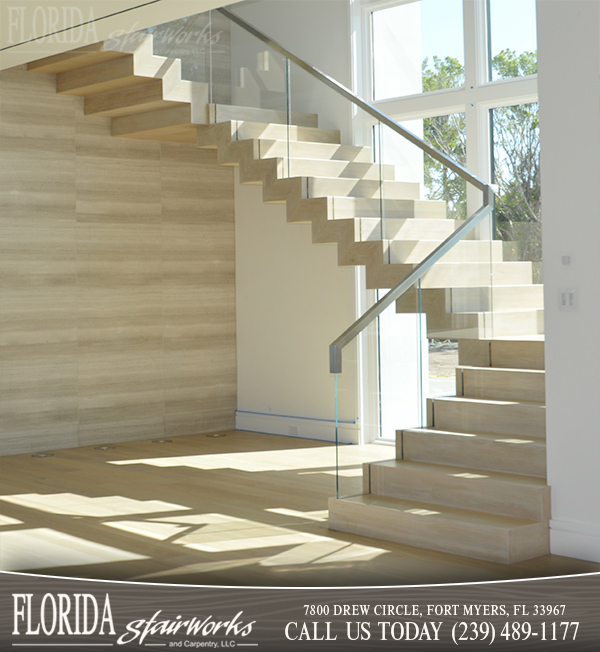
[1,430,597,586]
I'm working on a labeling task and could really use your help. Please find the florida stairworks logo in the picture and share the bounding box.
[12,593,256,647]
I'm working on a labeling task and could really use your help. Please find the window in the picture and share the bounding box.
[488,0,537,81]
[371,0,464,100]
[491,102,541,266]
[356,0,539,439]
[361,0,539,216]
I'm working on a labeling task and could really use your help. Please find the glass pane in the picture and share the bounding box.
[488,0,537,81]
[146,14,217,85]
[423,112,467,219]
[376,289,429,441]
[491,102,542,279]
[372,0,464,100]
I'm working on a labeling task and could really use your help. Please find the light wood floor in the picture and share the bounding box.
[1,430,598,586]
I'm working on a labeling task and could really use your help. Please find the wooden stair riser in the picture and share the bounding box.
[390,239,504,265]
[56,35,176,96]
[254,139,374,163]
[361,218,465,241]
[415,310,544,340]
[457,366,546,402]
[84,79,176,117]
[367,261,534,292]
[235,154,399,183]
[230,121,340,144]
[429,397,546,438]
[27,44,129,74]
[395,287,544,339]
[328,496,549,564]
[261,176,423,204]
[111,105,198,142]
[308,178,420,200]
[399,429,547,477]
[323,197,446,220]
[368,461,550,521]
[458,339,545,370]
[208,103,319,128]
[288,159,396,181]
[56,55,140,94]
[450,285,544,312]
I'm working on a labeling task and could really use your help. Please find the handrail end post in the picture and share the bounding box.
[330,344,342,374]
[483,184,496,207]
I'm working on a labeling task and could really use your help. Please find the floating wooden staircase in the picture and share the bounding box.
[26,33,548,563]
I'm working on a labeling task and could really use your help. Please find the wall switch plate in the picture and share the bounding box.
[559,288,577,310]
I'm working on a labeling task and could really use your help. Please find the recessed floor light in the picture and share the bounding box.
[206,433,227,438]
[152,439,173,444]
[94,446,116,451]
[31,453,54,458]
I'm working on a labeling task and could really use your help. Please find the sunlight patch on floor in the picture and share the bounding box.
[299,468,363,478]
[0,528,147,571]
[0,493,189,517]
[405,508,441,516]
[109,448,335,473]
[266,508,328,522]
[151,513,254,526]
[0,514,23,526]
[184,531,326,554]
[260,540,385,567]
[104,520,188,541]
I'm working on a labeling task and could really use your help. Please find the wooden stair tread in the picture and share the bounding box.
[401,426,546,444]
[332,493,544,529]
[457,365,544,375]
[432,395,545,408]
[372,459,548,488]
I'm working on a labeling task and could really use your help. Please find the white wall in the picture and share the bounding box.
[538,0,600,563]
[230,0,361,444]
[234,171,360,443]
[0,0,242,70]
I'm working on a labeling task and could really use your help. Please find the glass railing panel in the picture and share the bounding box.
[334,286,427,499]
[226,18,289,115]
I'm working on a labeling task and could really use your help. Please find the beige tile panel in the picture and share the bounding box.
[1,67,236,455]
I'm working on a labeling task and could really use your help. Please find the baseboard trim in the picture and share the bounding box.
[550,519,600,563]
[235,410,360,444]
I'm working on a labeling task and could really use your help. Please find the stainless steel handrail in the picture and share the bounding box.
[218,7,486,191]
[217,6,495,374]
[330,190,493,373]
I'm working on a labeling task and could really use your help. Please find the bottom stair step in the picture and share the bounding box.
[328,494,549,564]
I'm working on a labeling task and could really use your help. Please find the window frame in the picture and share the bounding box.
[352,0,539,442]
[354,0,538,203]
